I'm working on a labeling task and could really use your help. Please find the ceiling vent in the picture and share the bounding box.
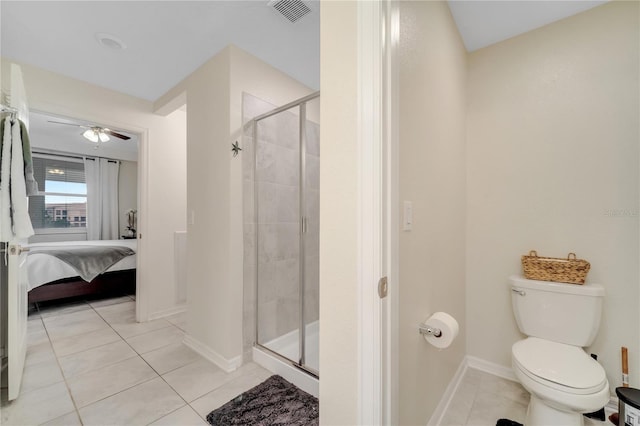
[268,0,312,23]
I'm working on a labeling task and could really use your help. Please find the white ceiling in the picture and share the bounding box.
[29,111,139,162]
[447,0,609,52]
[2,0,609,156]
[1,1,320,102]
[1,1,610,103]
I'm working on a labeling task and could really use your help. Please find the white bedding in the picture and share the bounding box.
[26,239,137,291]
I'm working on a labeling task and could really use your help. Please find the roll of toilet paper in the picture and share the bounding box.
[423,312,459,349]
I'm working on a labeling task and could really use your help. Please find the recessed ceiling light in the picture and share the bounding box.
[95,33,126,50]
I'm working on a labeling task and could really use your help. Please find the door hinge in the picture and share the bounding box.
[378,276,388,299]
[8,245,29,255]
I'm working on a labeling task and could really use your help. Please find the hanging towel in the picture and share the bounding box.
[18,120,38,196]
[0,118,13,241]
[10,118,34,238]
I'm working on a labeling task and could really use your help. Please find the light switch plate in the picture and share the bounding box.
[403,201,412,231]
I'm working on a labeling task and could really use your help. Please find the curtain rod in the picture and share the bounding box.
[32,150,122,163]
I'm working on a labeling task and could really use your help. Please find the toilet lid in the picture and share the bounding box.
[512,338,607,392]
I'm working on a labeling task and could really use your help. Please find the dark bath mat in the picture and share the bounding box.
[206,375,319,425]
[496,419,523,426]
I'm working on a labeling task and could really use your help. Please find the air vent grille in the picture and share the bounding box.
[268,0,311,23]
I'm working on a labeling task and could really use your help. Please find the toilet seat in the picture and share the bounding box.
[512,337,607,395]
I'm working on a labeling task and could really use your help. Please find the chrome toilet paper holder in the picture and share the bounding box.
[418,323,442,338]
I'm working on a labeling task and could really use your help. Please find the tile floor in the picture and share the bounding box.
[0,295,272,425]
[2,295,614,426]
[440,367,612,426]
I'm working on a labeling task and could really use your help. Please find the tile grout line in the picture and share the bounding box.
[87,299,196,425]
[37,296,149,424]
[25,297,209,425]
[34,300,86,425]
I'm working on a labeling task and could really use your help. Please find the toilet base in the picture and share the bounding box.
[526,394,584,426]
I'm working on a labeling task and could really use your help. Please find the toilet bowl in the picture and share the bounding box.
[509,276,610,426]
[512,337,610,425]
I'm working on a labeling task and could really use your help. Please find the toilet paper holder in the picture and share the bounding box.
[418,323,442,338]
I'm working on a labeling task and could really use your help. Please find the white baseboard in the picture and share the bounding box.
[466,355,517,382]
[252,345,319,398]
[428,355,619,426]
[148,304,187,321]
[427,357,470,426]
[183,334,242,373]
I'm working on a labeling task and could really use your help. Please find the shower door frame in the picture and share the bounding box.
[251,91,320,378]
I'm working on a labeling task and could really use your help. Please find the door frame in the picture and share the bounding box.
[356,0,399,424]
[26,102,150,322]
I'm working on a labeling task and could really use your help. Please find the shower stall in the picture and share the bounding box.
[242,92,320,396]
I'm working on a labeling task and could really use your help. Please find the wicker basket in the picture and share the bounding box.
[521,250,590,285]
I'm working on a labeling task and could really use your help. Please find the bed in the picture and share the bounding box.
[26,239,137,304]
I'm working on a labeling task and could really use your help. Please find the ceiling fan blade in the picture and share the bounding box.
[103,129,131,140]
[48,120,91,129]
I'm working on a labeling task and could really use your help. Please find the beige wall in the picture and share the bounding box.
[319,2,359,424]
[398,1,468,424]
[155,45,313,366]
[466,0,639,391]
[3,59,188,318]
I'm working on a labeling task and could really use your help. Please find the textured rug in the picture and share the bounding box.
[207,375,319,425]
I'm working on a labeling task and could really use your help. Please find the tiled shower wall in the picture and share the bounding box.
[242,93,320,361]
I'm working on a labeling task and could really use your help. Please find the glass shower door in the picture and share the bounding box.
[255,105,302,366]
[302,97,320,374]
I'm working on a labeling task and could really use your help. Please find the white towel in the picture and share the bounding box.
[10,119,33,238]
[0,117,13,241]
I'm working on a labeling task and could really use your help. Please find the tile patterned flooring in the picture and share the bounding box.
[0,296,272,425]
[440,367,611,426]
[2,295,613,426]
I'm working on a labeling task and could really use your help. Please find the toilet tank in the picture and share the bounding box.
[510,275,604,347]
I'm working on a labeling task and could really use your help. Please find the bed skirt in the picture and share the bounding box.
[28,269,136,304]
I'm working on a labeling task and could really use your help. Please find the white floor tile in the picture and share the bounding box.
[27,318,49,348]
[162,359,229,402]
[465,382,528,426]
[51,327,121,358]
[38,301,91,319]
[477,371,529,406]
[20,356,64,394]
[27,316,45,333]
[151,405,208,425]
[439,368,534,426]
[93,300,135,321]
[42,309,109,341]
[107,313,173,339]
[25,340,56,367]
[141,341,202,375]
[66,356,157,407]
[79,377,185,426]
[0,382,75,426]
[190,363,272,418]
[164,312,188,331]
[126,325,184,354]
[58,340,137,378]
[41,410,83,426]
[88,296,133,309]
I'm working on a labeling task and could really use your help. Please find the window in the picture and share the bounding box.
[29,155,87,231]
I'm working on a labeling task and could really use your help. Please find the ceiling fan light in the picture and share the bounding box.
[98,132,110,142]
[83,129,99,142]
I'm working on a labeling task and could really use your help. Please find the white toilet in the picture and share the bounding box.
[510,275,610,426]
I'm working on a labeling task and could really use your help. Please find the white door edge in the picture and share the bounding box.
[357,1,398,424]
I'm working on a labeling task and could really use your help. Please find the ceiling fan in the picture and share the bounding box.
[48,120,131,142]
